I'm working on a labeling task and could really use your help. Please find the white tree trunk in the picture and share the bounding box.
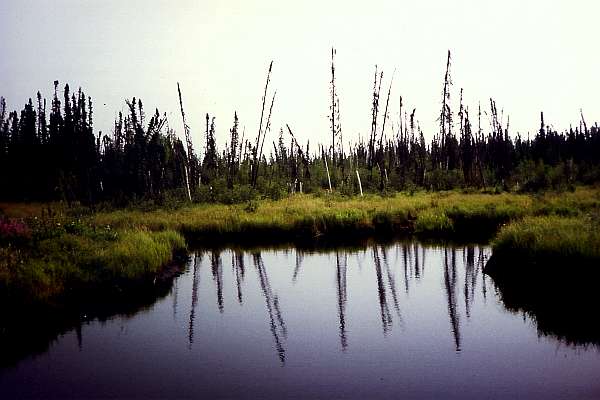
[184,166,192,202]
[324,157,332,192]
[356,169,363,196]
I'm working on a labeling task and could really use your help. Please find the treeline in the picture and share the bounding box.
[1,53,599,205]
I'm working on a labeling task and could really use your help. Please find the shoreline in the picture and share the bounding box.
[1,187,599,306]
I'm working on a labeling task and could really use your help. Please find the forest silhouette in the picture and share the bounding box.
[1,52,598,205]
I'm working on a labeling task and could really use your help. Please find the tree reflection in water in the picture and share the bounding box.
[5,240,600,376]
[188,254,201,348]
[335,251,348,350]
[187,243,500,361]
[253,252,287,364]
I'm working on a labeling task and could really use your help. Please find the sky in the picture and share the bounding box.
[1,0,598,153]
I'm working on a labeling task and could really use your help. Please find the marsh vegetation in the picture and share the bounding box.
[1,51,600,378]
[1,187,599,306]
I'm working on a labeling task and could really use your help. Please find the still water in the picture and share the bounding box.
[2,242,600,399]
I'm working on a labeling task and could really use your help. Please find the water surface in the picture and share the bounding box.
[2,242,599,399]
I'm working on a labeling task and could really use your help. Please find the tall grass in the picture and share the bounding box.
[492,215,600,265]
[0,227,185,302]
[93,230,186,280]
[1,186,599,302]
[487,212,600,346]
[91,187,599,241]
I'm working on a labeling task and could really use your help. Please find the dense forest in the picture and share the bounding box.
[1,51,599,206]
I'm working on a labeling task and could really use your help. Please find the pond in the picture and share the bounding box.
[1,242,599,399]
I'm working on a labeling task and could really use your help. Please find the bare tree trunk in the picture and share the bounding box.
[183,165,192,202]
[356,169,363,196]
[330,47,337,165]
[177,82,193,201]
[378,69,395,149]
[254,91,276,186]
[252,61,274,187]
[439,50,452,170]
[324,156,332,192]
[368,67,383,170]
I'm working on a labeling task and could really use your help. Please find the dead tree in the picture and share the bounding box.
[368,66,383,170]
[251,61,274,187]
[330,47,338,165]
[177,82,193,200]
[439,50,452,170]
[378,69,395,150]
[398,95,403,146]
[254,90,276,187]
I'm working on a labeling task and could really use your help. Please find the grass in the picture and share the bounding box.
[486,211,600,346]
[0,221,186,303]
[90,186,599,242]
[1,186,599,303]
[491,214,600,267]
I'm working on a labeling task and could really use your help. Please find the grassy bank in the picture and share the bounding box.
[497,215,600,261]
[91,187,599,242]
[92,189,600,240]
[0,216,186,303]
[484,212,600,346]
[1,187,599,303]
[487,214,600,273]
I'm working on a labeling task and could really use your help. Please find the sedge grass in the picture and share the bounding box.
[492,215,600,265]
[90,187,598,240]
[0,228,185,302]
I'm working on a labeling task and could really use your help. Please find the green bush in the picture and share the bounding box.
[513,160,575,193]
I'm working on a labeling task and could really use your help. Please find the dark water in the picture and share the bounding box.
[1,242,600,399]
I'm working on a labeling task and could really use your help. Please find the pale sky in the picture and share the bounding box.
[1,0,598,153]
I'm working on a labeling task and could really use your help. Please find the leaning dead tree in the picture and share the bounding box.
[258,90,276,182]
[378,69,395,150]
[177,82,194,200]
[251,61,275,187]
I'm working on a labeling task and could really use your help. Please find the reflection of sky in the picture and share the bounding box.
[1,0,599,154]
[2,243,600,399]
